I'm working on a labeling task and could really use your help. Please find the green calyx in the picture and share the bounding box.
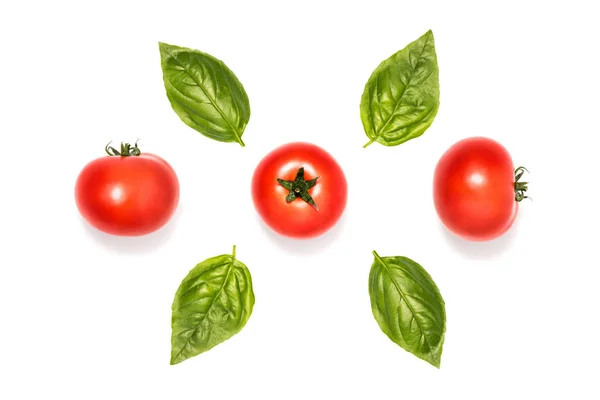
[514,166,531,202]
[105,140,142,157]
[277,167,319,210]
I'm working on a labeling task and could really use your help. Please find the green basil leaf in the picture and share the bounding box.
[368,251,446,368]
[360,30,440,148]
[170,246,254,365]
[159,42,250,147]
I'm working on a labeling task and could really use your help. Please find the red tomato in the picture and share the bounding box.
[252,142,348,239]
[75,141,179,236]
[433,137,529,241]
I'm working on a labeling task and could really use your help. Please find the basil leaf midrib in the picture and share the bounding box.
[375,33,431,138]
[173,265,246,328]
[164,89,231,141]
[173,260,231,302]
[163,46,243,143]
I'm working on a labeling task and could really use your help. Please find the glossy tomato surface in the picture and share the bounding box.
[433,137,517,241]
[75,152,179,236]
[252,142,347,239]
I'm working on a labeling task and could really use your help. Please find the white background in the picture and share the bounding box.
[1,1,599,398]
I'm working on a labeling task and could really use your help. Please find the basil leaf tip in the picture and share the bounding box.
[361,30,440,148]
[368,250,446,368]
[159,42,250,147]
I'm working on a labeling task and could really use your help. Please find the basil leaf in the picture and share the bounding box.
[159,42,250,146]
[368,251,446,368]
[170,246,254,365]
[360,30,440,148]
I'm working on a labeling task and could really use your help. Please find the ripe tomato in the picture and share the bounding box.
[252,142,348,239]
[433,137,529,241]
[75,141,180,236]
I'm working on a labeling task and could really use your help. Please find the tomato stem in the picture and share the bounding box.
[514,166,531,202]
[105,139,142,157]
[276,167,319,210]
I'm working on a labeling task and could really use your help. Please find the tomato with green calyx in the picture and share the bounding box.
[433,137,530,242]
[251,142,347,239]
[75,141,179,236]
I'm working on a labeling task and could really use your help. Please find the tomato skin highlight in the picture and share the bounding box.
[75,153,180,236]
[433,137,517,242]
[251,142,348,239]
